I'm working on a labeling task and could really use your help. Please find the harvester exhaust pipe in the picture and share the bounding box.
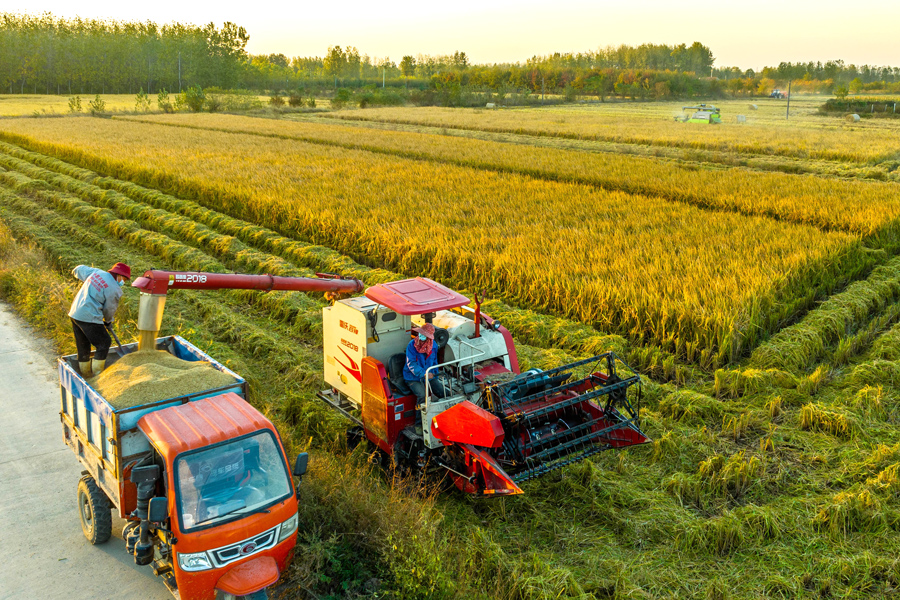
[129,465,160,566]
[472,292,483,339]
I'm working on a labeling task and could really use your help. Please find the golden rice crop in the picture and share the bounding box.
[0,94,140,117]
[120,113,900,238]
[0,118,862,366]
[329,105,900,163]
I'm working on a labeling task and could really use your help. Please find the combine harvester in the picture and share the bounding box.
[317,277,650,496]
[130,272,649,498]
[675,104,722,124]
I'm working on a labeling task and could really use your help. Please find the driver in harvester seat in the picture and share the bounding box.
[403,323,445,434]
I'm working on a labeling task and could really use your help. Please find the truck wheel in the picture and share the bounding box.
[77,475,112,544]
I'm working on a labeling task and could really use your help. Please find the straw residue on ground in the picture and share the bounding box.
[91,350,237,408]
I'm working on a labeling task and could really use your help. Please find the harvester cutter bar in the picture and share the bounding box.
[495,355,609,401]
[520,409,635,454]
[510,376,639,424]
[512,443,610,483]
[497,372,592,410]
[522,415,641,465]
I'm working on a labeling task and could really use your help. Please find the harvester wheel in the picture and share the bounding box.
[346,426,365,450]
[77,475,112,544]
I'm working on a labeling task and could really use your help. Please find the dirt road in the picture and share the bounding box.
[0,303,171,600]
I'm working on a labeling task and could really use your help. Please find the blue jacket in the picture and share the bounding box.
[68,266,123,324]
[402,339,439,382]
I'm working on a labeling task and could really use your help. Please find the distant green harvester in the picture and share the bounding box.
[676,104,722,124]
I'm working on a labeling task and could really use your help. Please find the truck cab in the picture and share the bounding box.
[139,393,301,600]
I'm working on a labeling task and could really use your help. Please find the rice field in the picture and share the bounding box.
[118,112,900,235]
[0,118,881,367]
[327,101,900,164]
[0,94,141,116]
[2,102,900,599]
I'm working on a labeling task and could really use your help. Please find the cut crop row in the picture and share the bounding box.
[750,255,900,373]
[0,122,867,367]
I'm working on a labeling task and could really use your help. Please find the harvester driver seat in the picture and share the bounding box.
[388,354,413,397]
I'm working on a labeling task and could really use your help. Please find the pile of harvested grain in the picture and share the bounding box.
[91,350,237,409]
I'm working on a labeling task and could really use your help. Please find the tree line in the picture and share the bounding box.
[1,12,248,95]
[3,12,899,100]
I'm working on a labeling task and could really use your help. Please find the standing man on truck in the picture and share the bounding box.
[68,262,131,377]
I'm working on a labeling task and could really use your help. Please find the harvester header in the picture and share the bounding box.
[319,277,650,497]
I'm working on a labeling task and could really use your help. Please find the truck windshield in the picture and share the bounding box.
[175,431,292,532]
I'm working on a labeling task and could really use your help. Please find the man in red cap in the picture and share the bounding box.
[402,323,445,407]
[68,262,131,376]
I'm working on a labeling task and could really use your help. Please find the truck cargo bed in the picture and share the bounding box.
[59,335,247,515]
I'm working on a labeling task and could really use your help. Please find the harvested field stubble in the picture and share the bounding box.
[0,122,868,366]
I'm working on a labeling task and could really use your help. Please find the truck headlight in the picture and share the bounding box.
[278,513,298,543]
[178,551,213,572]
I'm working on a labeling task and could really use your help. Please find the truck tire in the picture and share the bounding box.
[77,475,112,544]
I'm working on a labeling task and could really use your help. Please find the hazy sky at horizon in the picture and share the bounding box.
[9,1,899,69]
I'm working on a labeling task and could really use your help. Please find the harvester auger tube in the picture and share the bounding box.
[132,270,364,295]
[131,270,364,346]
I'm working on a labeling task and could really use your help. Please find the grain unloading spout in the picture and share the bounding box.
[132,270,364,349]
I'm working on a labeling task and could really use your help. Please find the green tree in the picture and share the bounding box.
[88,94,105,114]
[157,88,173,112]
[181,85,205,111]
[135,87,151,111]
[400,55,416,89]
[323,46,346,88]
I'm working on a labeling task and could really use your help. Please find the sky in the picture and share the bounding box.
[9,0,900,69]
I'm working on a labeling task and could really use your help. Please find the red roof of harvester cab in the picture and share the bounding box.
[138,392,273,458]
[364,278,470,315]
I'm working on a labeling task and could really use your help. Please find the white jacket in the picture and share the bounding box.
[68,265,123,324]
